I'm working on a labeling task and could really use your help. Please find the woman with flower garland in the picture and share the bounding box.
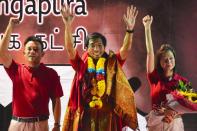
[142,15,194,131]
[60,4,138,131]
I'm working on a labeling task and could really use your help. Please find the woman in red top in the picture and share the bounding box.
[143,15,189,131]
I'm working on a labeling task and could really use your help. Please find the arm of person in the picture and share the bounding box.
[51,97,61,131]
[162,107,179,123]
[61,5,76,60]
[120,5,138,60]
[0,17,19,68]
[142,15,154,73]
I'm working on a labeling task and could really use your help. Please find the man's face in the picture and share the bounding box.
[23,41,44,66]
[87,38,105,59]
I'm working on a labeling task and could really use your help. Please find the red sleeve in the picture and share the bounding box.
[115,52,126,66]
[49,69,64,98]
[4,60,19,80]
[147,69,159,84]
[69,51,85,71]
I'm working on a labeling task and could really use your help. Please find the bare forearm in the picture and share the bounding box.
[61,5,76,60]
[145,27,155,73]
[0,23,13,56]
[145,27,154,54]
[143,15,154,73]
[51,98,61,131]
[52,98,61,123]
[120,32,133,59]
[0,21,14,68]
[120,5,138,60]
[64,24,76,59]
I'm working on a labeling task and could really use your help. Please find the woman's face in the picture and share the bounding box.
[87,38,105,59]
[160,50,175,72]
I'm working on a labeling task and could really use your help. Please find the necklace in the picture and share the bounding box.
[87,56,106,109]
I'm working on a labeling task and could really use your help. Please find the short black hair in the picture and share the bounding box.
[85,32,107,48]
[24,36,44,51]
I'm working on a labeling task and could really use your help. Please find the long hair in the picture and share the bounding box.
[155,44,176,74]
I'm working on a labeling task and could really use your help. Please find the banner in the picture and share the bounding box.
[0,0,132,65]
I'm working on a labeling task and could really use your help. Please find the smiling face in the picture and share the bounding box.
[87,38,105,59]
[160,50,175,73]
[23,41,44,67]
[156,44,176,75]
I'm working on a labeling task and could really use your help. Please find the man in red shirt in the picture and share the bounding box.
[60,5,138,131]
[0,18,63,131]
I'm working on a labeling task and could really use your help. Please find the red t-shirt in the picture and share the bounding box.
[147,69,188,108]
[5,60,63,117]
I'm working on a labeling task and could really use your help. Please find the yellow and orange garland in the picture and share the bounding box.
[87,57,106,109]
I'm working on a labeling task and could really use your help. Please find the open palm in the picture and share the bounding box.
[61,5,75,25]
[123,5,138,30]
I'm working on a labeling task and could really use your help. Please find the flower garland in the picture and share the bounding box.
[87,56,106,109]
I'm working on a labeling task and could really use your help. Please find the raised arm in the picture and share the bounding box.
[142,15,154,73]
[61,5,76,60]
[120,5,138,60]
[0,17,19,68]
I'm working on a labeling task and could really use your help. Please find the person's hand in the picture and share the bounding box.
[153,104,165,115]
[52,126,60,131]
[123,5,138,30]
[9,17,20,27]
[156,107,165,115]
[142,15,153,28]
[61,4,75,25]
[162,109,178,123]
